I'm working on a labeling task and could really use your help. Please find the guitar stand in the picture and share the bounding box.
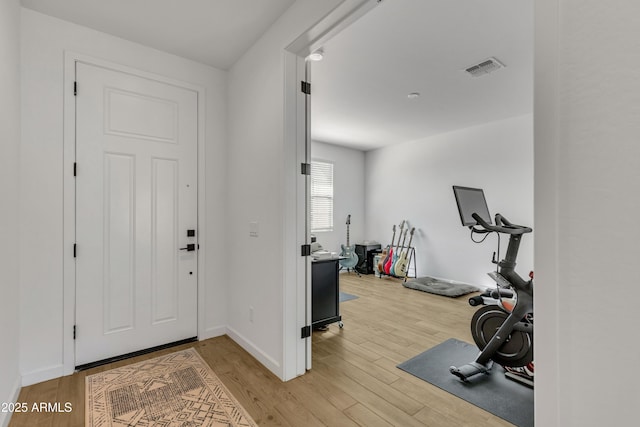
[377,246,416,282]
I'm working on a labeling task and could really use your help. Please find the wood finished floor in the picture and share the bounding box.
[9,273,515,427]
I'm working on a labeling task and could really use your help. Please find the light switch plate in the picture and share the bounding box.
[249,221,259,237]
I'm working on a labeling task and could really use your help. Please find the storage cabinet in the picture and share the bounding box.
[311,258,342,328]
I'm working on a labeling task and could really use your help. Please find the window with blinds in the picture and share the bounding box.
[310,161,334,232]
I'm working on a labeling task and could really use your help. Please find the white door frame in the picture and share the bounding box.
[62,52,207,375]
[282,0,380,380]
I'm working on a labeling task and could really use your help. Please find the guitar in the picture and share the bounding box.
[390,227,408,276]
[378,224,396,273]
[339,215,359,270]
[394,227,415,277]
[384,220,405,274]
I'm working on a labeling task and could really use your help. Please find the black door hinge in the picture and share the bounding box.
[301,325,311,339]
[74,81,77,96]
[301,81,311,95]
[301,244,311,257]
[73,325,76,340]
[301,163,311,176]
[73,162,77,177]
[73,244,77,258]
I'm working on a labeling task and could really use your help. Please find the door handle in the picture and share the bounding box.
[179,244,196,252]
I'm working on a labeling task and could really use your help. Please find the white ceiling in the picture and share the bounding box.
[311,0,533,151]
[20,0,295,70]
[20,0,532,152]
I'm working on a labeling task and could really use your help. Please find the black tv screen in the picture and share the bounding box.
[453,186,492,226]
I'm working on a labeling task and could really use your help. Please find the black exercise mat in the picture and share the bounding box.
[397,338,533,427]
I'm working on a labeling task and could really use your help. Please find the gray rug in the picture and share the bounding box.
[403,276,478,297]
[397,338,533,427]
[339,292,358,302]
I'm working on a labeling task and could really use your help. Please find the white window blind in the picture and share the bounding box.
[310,161,334,232]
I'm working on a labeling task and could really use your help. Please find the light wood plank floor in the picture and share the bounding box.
[10,273,517,426]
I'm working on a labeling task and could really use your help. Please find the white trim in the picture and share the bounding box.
[198,325,227,342]
[281,50,307,380]
[62,52,77,377]
[62,51,207,375]
[302,60,312,372]
[281,0,381,381]
[0,375,22,427]
[282,50,312,381]
[226,326,282,377]
[286,0,380,57]
[21,364,64,387]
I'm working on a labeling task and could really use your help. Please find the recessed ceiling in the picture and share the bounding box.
[20,0,295,70]
[310,0,533,151]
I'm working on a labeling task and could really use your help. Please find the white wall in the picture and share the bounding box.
[0,1,22,424]
[226,0,341,378]
[19,8,228,385]
[535,1,640,426]
[311,140,365,253]
[14,2,640,424]
[365,115,533,287]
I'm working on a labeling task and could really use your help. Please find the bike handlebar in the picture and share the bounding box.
[471,213,532,235]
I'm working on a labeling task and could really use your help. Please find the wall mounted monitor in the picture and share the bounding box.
[453,186,492,227]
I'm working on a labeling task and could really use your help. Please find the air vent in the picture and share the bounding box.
[464,57,505,77]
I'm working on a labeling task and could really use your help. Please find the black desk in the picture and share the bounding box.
[311,258,343,329]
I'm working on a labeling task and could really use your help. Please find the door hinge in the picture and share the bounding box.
[301,325,311,339]
[73,325,76,340]
[301,81,311,95]
[301,163,311,176]
[73,162,77,177]
[301,244,311,257]
[73,243,77,258]
[74,81,77,96]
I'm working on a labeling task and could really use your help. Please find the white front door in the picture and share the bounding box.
[74,62,198,366]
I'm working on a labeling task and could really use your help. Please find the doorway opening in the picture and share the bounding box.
[284,3,534,417]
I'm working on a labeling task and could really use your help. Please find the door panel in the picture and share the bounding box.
[103,153,135,334]
[75,62,198,366]
[151,158,179,324]
[105,88,178,143]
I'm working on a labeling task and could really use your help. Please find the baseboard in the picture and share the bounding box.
[22,327,226,386]
[0,376,22,427]
[21,364,64,387]
[225,326,282,379]
[198,325,226,341]
[18,327,240,387]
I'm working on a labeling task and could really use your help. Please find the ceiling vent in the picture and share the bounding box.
[464,57,505,77]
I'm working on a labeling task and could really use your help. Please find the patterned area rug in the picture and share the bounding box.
[86,348,258,427]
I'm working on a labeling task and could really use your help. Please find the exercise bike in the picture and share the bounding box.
[449,186,533,382]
